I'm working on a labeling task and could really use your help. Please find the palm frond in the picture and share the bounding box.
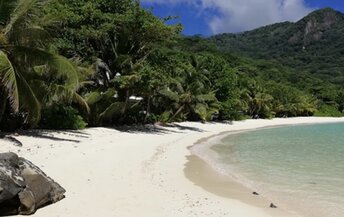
[72,92,90,114]
[17,71,40,125]
[99,102,126,123]
[85,91,102,106]
[196,93,217,103]
[30,79,89,113]
[12,46,80,90]
[194,103,208,121]
[4,0,48,35]
[77,61,97,81]
[11,26,50,47]
[0,0,19,26]
[158,88,179,102]
[27,79,48,102]
[0,50,19,110]
[102,88,117,99]
[47,54,80,90]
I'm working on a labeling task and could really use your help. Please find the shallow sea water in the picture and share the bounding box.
[199,123,344,217]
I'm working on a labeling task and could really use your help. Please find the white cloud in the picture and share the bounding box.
[142,0,314,34]
[142,0,200,6]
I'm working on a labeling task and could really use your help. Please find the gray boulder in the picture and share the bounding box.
[0,152,65,215]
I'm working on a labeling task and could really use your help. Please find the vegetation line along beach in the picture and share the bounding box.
[2,2,344,131]
[1,0,344,216]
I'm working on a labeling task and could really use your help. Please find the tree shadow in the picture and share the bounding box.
[164,123,205,132]
[0,121,232,146]
[20,130,88,143]
[0,130,89,147]
[113,124,182,135]
[0,134,23,147]
[113,122,209,134]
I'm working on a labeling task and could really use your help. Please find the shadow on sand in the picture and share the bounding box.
[113,124,183,134]
[113,122,221,134]
[1,121,233,146]
[0,130,90,147]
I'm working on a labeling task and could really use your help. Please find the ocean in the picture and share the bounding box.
[192,123,344,217]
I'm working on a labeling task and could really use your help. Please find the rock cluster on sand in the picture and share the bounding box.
[0,152,65,215]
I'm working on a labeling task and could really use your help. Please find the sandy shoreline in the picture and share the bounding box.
[1,117,344,217]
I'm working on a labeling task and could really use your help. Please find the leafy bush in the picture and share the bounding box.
[314,104,343,117]
[218,100,244,121]
[40,104,87,130]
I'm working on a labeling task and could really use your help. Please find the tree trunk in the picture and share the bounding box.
[144,96,151,124]
[0,88,7,125]
[168,105,185,122]
[118,90,130,124]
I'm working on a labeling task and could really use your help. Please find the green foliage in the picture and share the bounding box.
[40,103,87,130]
[140,47,225,122]
[2,1,344,131]
[210,8,344,116]
[45,0,181,63]
[44,0,183,126]
[315,104,343,117]
[211,8,344,78]
[264,82,316,117]
[0,0,84,130]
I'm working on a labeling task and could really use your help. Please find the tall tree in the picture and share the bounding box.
[0,0,82,129]
[46,0,181,125]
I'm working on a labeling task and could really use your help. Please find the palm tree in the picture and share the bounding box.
[241,80,273,118]
[268,83,317,117]
[162,60,220,122]
[0,0,82,128]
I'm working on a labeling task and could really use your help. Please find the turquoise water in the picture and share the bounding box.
[206,123,344,217]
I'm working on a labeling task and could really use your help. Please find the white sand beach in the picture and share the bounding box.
[1,117,344,217]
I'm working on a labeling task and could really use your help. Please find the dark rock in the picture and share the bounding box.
[0,152,65,215]
[252,191,259,195]
[270,203,277,208]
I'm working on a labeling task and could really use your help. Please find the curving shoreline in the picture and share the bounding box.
[186,126,303,217]
[1,117,344,217]
[186,117,344,217]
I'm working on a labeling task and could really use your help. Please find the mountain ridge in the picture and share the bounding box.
[210,8,344,85]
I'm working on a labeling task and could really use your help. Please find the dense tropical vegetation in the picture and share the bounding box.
[211,8,344,117]
[0,0,343,131]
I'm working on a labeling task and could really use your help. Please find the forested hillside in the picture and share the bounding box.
[210,8,344,117]
[211,8,344,84]
[0,1,342,132]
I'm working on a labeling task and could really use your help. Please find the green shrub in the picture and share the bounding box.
[40,104,87,130]
[314,104,343,117]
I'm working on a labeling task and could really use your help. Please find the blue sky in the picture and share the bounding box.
[141,0,344,36]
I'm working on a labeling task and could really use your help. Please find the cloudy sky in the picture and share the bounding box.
[141,0,344,35]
